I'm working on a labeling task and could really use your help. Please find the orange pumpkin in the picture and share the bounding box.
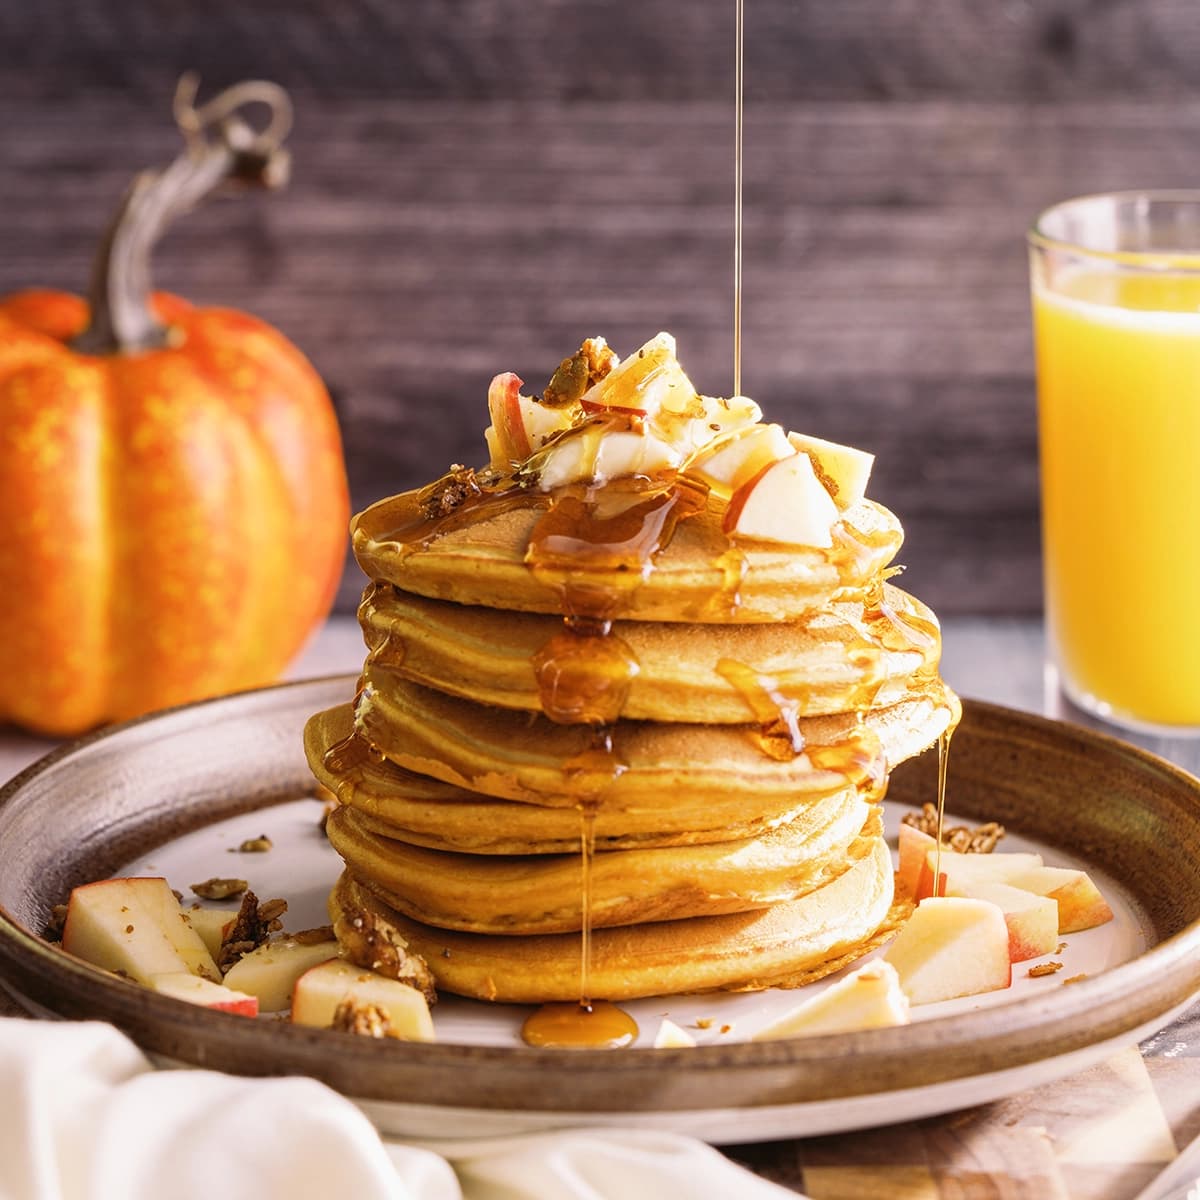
[0,81,350,735]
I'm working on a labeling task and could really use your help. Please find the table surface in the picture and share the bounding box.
[2,615,1198,1200]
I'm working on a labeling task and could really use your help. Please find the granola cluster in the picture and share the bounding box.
[902,803,1006,853]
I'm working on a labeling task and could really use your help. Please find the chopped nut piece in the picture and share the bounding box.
[216,891,288,971]
[1027,961,1063,978]
[238,835,273,853]
[1056,941,1068,954]
[45,904,69,941]
[1062,973,1089,986]
[694,1018,714,1030]
[902,803,1006,852]
[720,1024,732,1035]
[419,466,481,520]
[292,925,335,946]
[335,902,437,1004]
[330,997,393,1038]
[171,889,184,904]
[191,877,248,901]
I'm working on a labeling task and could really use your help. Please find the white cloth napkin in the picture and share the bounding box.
[0,1019,804,1200]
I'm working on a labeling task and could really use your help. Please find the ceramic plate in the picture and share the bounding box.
[1,677,1199,1143]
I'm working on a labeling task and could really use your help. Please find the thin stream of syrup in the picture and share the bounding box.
[733,0,744,397]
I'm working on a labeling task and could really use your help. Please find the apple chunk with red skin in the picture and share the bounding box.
[291,959,435,1041]
[62,877,221,985]
[723,451,839,548]
[883,897,1012,1005]
[896,823,937,899]
[915,847,1044,902]
[1005,866,1114,933]
[150,972,258,1017]
[945,880,1059,963]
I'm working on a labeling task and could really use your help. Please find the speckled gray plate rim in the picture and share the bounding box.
[1,676,1199,1130]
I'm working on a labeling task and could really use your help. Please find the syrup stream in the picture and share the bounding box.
[733,0,744,397]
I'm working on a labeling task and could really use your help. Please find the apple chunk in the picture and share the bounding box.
[688,423,794,495]
[916,848,1044,902]
[150,972,258,1017]
[753,960,910,1040]
[181,908,239,961]
[1004,866,1114,933]
[62,877,221,985]
[579,332,695,420]
[787,431,874,509]
[654,1019,697,1048]
[221,937,341,1012]
[883,897,1012,1005]
[291,959,435,1042]
[896,823,937,899]
[722,451,839,548]
[946,881,1059,963]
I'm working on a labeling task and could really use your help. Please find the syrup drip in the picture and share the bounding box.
[533,625,640,725]
[932,725,953,896]
[520,999,639,1049]
[715,658,805,759]
[520,478,707,1046]
[863,577,940,658]
[805,727,888,799]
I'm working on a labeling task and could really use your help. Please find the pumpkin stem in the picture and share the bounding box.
[71,74,293,356]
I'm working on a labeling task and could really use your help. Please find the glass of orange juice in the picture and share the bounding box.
[1030,192,1200,735]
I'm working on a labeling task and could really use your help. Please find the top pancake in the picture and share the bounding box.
[351,484,903,623]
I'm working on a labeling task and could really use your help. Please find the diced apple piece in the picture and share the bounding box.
[946,881,1059,963]
[485,371,531,467]
[181,908,238,961]
[1004,866,1115,933]
[897,823,938,899]
[291,959,435,1042]
[579,332,695,419]
[221,938,341,1012]
[723,452,839,547]
[688,423,794,495]
[150,972,258,1017]
[753,961,911,1040]
[62,877,221,985]
[883,897,1012,1005]
[915,848,1045,902]
[787,431,874,509]
[654,1018,697,1048]
[652,392,762,460]
[536,427,681,491]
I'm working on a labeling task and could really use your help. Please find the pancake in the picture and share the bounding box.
[331,836,901,1003]
[325,801,880,934]
[356,664,960,809]
[358,580,940,723]
[352,486,903,623]
[307,703,879,852]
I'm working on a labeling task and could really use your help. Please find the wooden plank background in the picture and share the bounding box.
[2,0,1196,614]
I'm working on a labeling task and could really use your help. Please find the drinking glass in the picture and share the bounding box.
[1029,192,1200,749]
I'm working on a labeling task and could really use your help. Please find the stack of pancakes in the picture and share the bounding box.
[306,339,958,1005]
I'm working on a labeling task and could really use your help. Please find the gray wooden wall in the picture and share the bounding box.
[2,1,1193,614]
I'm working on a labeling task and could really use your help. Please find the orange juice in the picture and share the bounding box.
[1033,270,1200,726]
